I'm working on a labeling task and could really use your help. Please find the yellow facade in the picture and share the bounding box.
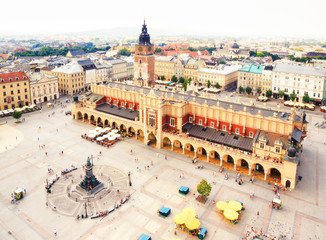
[71,82,306,189]
[0,72,31,110]
[154,56,176,81]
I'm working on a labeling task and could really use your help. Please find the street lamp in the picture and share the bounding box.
[84,202,88,218]
[128,171,132,186]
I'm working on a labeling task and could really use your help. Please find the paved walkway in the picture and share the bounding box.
[0,98,325,239]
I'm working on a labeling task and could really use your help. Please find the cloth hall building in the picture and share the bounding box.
[71,22,306,189]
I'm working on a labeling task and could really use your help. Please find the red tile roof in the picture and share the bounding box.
[0,71,29,84]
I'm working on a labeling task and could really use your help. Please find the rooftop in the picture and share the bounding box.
[239,64,264,74]
[0,71,29,83]
[273,63,326,77]
[52,62,84,74]
[96,103,139,121]
[198,65,241,75]
[102,82,291,121]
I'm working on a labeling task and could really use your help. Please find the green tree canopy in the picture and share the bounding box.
[117,48,131,56]
[214,83,220,89]
[182,81,188,91]
[13,111,22,122]
[218,61,226,65]
[290,92,297,101]
[238,86,244,93]
[187,78,192,85]
[160,75,165,80]
[187,47,198,52]
[278,90,285,99]
[302,93,310,103]
[249,51,257,57]
[266,89,272,98]
[207,80,211,88]
[256,87,262,94]
[171,75,178,83]
[197,179,212,198]
[179,77,185,84]
[245,86,252,95]
[154,48,162,53]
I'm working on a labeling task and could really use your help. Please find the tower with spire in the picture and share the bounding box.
[134,19,155,87]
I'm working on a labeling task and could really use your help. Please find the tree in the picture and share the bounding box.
[197,179,212,199]
[182,81,188,91]
[218,61,226,65]
[13,111,22,122]
[302,93,310,103]
[290,92,297,101]
[207,80,211,88]
[187,47,197,52]
[278,90,285,99]
[214,83,220,89]
[117,48,131,56]
[238,86,244,94]
[160,75,165,80]
[245,86,252,95]
[266,89,272,98]
[249,51,257,57]
[257,52,265,57]
[256,87,262,95]
[187,78,192,85]
[178,77,185,84]
[171,75,178,83]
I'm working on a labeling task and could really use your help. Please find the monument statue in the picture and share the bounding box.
[78,157,103,194]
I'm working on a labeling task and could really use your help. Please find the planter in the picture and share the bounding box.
[196,195,207,203]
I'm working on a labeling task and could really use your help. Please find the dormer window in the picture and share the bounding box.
[260,143,265,149]
[235,128,239,134]
[275,147,281,153]
[15,77,19,80]
[0,78,3,82]
[9,77,12,81]
[23,76,26,80]
[222,125,226,131]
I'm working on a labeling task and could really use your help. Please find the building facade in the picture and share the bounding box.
[72,81,307,189]
[184,59,205,84]
[154,56,176,81]
[238,65,265,95]
[198,65,241,90]
[0,71,30,110]
[134,20,155,87]
[51,63,85,95]
[29,73,59,104]
[271,63,326,103]
[103,58,127,82]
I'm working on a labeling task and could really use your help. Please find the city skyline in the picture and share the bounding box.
[2,0,326,39]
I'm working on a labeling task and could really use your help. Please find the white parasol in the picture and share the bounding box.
[112,129,119,133]
[108,136,116,141]
[89,134,96,138]
[113,134,121,138]
[97,137,104,141]
[99,129,106,133]
[104,127,111,132]
[95,127,102,131]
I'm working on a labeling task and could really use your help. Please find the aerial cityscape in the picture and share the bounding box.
[0,1,326,240]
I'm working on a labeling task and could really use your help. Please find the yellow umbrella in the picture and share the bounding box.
[174,213,187,224]
[216,201,228,211]
[185,218,201,230]
[228,201,242,211]
[223,209,239,220]
[182,208,197,218]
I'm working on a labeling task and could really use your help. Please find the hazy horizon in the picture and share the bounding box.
[2,0,326,40]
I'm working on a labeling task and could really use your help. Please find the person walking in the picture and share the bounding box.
[54,229,57,237]
[257,211,259,217]
[45,152,48,156]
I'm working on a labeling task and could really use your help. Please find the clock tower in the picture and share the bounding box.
[134,20,155,87]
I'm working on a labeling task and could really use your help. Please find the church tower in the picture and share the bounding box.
[134,19,155,87]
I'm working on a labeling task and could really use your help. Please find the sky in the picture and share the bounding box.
[2,0,326,38]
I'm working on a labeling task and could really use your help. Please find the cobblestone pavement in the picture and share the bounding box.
[0,99,325,240]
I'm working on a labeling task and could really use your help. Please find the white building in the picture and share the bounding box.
[29,73,59,104]
[198,65,241,90]
[271,63,326,103]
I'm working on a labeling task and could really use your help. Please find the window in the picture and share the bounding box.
[18,96,21,100]
[148,114,156,127]
[129,104,132,108]
[189,117,193,122]
[25,95,27,99]
[284,88,288,93]
[249,131,253,138]
[260,143,264,149]
[3,92,6,96]
[210,122,214,128]
[235,128,239,134]
[170,118,175,127]
[199,119,202,125]
[222,125,226,131]
[113,100,116,104]
[11,91,13,94]
[121,102,124,107]
[318,93,320,97]
[275,147,280,153]
[297,90,299,94]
